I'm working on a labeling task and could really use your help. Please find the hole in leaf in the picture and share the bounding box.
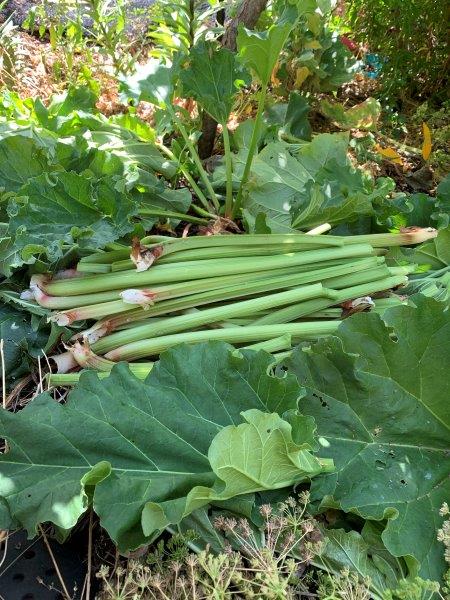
[400,479,407,485]
[13,573,25,582]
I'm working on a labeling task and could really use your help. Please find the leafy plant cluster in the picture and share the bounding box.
[344,0,448,101]
[24,0,147,80]
[0,1,448,597]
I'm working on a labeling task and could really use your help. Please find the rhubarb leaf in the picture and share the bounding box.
[314,527,415,597]
[180,42,240,125]
[240,133,383,232]
[7,172,137,264]
[287,296,450,582]
[0,343,322,552]
[142,409,332,535]
[119,59,176,108]
[0,136,54,192]
[237,24,292,86]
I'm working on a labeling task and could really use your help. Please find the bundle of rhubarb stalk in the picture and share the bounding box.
[22,229,437,385]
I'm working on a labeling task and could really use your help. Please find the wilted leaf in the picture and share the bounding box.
[295,66,310,88]
[287,296,450,582]
[374,144,403,165]
[422,122,432,161]
[320,98,381,130]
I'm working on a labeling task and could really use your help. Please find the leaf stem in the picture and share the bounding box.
[221,124,234,218]
[138,208,208,225]
[170,110,221,212]
[155,141,213,211]
[105,322,340,361]
[233,85,267,218]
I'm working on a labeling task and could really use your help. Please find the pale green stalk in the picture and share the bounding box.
[322,265,391,289]
[52,264,328,322]
[222,125,234,217]
[47,362,153,386]
[90,258,377,350]
[93,283,333,355]
[110,242,359,272]
[138,208,208,225]
[339,228,437,247]
[43,244,374,296]
[244,334,292,353]
[105,321,340,361]
[79,234,344,272]
[253,275,408,325]
[76,263,113,274]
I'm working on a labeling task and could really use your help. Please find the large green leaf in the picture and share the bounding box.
[119,58,176,108]
[315,527,415,598]
[287,296,450,582]
[0,136,54,192]
[180,42,240,125]
[8,172,137,263]
[86,131,177,179]
[240,133,383,232]
[237,23,292,86]
[0,343,329,551]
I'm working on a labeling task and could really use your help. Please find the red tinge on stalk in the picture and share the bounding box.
[130,238,164,272]
[22,275,51,307]
[399,226,438,243]
[71,321,112,344]
[341,296,375,316]
[120,289,158,307]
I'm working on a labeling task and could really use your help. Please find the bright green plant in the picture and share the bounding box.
[147,0,223,60]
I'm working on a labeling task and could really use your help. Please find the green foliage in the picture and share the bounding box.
[387,227,450,302]
[0,301,66,391]
[0,87,192,275]
[287,296,450,582]
[180,41,240,125]
[272,0,358,94]
[345,0,448,100]
[0,342,332,551]
[147,0,222,60]
[25,0,143,76]
[316,525,414,599]
[8,172,137,264]
[212,132,394,232]
[237,23,293,88]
